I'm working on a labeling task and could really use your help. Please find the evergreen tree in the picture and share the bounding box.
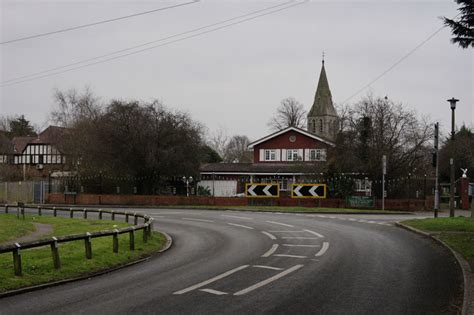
[444,0,474,48]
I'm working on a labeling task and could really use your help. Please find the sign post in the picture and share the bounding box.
[382,155,386,211]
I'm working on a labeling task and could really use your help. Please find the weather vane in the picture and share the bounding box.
[322,51,325,64]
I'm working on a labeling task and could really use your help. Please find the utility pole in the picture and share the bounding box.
[433,122,439,218]
[448,98,459,218]
[382,155,386,211]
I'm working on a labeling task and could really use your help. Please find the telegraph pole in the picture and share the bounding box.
[382,155,386,211]
[433,122,439,218]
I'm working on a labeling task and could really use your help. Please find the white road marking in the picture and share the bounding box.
[268,230,306,233]
[282,244,320,247]
[199,288,228,295]
[265,221,294,228]
[221,215,253,220]
[182,218,214,223]
[233,265,304,296]
[252,265,284,271]
[329,216,337,219]
[173,265,249,294]
[274,254,307,259]
[348,218,357,221]
[262,244,279,257]
[261,231,277,240]
[282,237,318,239]
[315,242,330,257]
[303,229,324,238]
[318,215,327,218]
[367,221,378,224]
[227,223,254,230]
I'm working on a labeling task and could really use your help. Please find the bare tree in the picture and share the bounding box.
[207,126,229,158]
[268,97,307,131]
[224,135,252,163]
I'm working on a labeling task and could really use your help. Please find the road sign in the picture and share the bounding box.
[291,184,326,198]
[245,183,279,198]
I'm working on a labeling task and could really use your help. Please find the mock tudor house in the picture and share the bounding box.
[199,60,340,197]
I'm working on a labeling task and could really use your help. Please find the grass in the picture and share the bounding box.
[0,214,166,293]
[121,204,410,214]
[0,215,35,243]
[402,217,474,262]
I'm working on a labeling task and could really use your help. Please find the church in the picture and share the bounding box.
[199,60,340,197]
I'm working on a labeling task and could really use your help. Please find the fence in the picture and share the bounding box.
[0,204,153,277]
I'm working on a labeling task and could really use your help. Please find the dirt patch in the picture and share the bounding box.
[1,223,53,245]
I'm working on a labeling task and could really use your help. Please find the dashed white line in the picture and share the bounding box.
[303,229,324,238]
[252,265,284,271]
[233,264,304,296]
[221,215,253,220]
[348,218,357,221]
[182,218,214,223]
[274,254,307,259]
[315,242,330,257]
[262,244,279,257]
[268,230,306,233]
[282,244,320,247]
[227,223,254,230]
[329,216,337,219]
[265,221,294,228]
[199,288,228,295]
[281,237,318,239]
[261,231,277,240]
[173,265,249,294]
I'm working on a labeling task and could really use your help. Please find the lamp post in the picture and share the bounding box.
[182,176,193,197]
[448,97,459,217]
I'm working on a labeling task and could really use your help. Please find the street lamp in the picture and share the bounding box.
[448,97,459,217]
[182,176,193,197]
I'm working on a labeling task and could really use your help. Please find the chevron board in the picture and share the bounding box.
[245,183,279,198]
[291,184,326,199]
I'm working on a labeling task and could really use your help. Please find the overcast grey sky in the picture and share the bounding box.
[1,0,472,141]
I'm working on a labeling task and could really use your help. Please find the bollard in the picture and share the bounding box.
[38,206,42,216]
[50,237,61,269]
[99,209,103,220]
[143,225,148,243]
[129,228,135,251]
[5,204,8,214]
[111,211,115,221]
[85,233,92,259]
[133,213,138,225]
[13,243,22,276]
[70,208,74,218]
[125,213,129,223]
[113,229,119,253]
[83,208,87,219]
[53,207,57,217]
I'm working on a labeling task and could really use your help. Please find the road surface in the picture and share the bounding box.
[0,209,463,314]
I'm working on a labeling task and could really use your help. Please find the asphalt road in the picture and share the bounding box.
[0,209,464,314]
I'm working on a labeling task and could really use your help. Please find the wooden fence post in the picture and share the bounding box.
[113,230,119,253]
[5,204,8,214]
[134,213,138,225]
[21,206,25,220]
[143,226,148,243]
[125,213,129,223]
[13,243,22,276]
[70,208,73,218]
[85,233,92,259]
[38,206,42,216]
[111,211,115,221]
[83,208,87,219]
[148,220,153,239]
[50,237,61,269]
[53,207,57,217]
[129,229,135,251]
[99,209,103,220]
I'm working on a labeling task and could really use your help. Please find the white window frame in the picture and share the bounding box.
[309,149,327,161]
[264,149,276,161]
[287,149,299,161]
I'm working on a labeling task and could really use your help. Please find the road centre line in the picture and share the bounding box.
[199,288,228,295]
[348,218,357,221]
[281,237,318,239]
[227,223,254,230]
[262,244,279,257]
[282,244,320,247]
[274,254,307,259]
[182,218,214,223]
[265,221,294,228]
[261,231,277,240]
[221,215,253,220]
[173,265,249,294]
[252,265,284,271]
[233,264,304,296]
[315,242,330,257]
[268,230,306,233]
[303,229,324,238]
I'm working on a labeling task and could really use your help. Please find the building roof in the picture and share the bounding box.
[308,61,338,117]
[11,126,67,153]
[200,162,323,175]
[247,126,335,149]
[11,136,35,153]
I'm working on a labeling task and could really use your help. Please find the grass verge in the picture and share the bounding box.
[0,214,166,293]
[402,217,474,266]
[0,215,35,243]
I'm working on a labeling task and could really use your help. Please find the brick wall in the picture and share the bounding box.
[46,193,432,211]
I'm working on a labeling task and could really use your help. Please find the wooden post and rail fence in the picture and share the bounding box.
[0,204,154,277]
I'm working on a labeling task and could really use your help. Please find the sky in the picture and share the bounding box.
[1,0,473,142]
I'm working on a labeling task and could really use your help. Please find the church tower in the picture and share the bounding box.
[307,58,339,141]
